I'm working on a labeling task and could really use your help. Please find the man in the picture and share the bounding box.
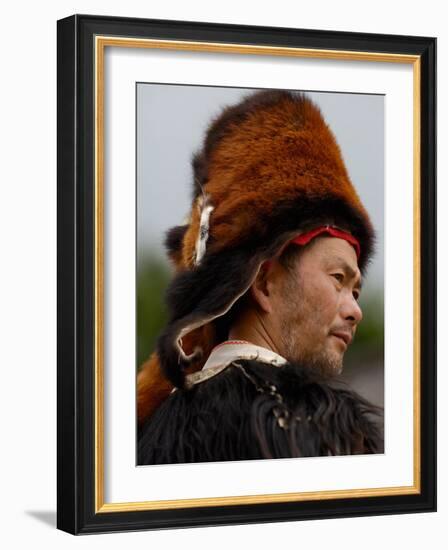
[137,90,383,464]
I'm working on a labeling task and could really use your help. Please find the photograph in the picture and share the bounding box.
[136,84,385,465]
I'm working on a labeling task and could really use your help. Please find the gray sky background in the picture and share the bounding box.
[137,84,384,292]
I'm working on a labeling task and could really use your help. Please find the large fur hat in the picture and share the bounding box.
[137,89,375,423]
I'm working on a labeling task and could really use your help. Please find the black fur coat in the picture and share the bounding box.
[137,359,383,465]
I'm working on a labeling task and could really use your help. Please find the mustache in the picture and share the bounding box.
[331,325,355,334]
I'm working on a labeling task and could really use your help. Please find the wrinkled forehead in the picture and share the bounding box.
[265,227,361,274]
[301,236,361,275]
[314,235,359,257]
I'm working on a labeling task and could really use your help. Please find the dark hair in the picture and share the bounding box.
[213,291,251,342]
[277,243,306,273]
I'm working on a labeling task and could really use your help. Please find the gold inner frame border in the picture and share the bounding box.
[94,35,421,513]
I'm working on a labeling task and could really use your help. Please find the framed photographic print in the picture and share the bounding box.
[57,14,436,534]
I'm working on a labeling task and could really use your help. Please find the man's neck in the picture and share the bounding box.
[228,308,283,356]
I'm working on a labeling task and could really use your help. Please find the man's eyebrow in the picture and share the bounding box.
[326,256,363,289]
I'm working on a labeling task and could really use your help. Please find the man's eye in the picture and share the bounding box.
[332,273,344,283]
[353,290,360,301]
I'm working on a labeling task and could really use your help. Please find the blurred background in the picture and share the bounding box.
[137,84,384,410]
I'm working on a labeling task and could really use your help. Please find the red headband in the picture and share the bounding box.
[289,225,360,259]
[264,226,360,271]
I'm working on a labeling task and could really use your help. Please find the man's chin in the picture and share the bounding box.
[315,358,343,378]
[325,350,344,375]
[284,350,343,378]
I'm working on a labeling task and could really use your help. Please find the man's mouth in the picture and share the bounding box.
[330,331,352,347]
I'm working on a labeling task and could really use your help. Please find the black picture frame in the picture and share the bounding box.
[57,14,436,535]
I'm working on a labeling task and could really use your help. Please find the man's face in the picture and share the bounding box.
[269,236,363,375]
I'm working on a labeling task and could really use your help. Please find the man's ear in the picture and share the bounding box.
[250,261,281,314]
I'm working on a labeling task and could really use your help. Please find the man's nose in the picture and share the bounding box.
[341,291,363,324]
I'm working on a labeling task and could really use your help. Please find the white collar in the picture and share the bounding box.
[203,340,287,370]
[183,340,287,389]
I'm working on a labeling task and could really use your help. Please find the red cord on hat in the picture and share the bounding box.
[289,225,360,258]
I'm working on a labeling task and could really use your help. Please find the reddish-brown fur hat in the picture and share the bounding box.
[137,89,375,423]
